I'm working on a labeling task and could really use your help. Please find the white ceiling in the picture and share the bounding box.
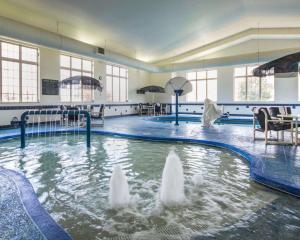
[1,0,300,63]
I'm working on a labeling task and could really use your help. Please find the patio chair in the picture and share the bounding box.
[269,107,280,119]
[138,103,148,116]
[284,106,294,122]
[252,107,294,145]
[155,103,161,115]
[67,106,79,122]
[269,106,293,122]
[161,104,167,115]
[91,105,105,126]
[285,106,292,114]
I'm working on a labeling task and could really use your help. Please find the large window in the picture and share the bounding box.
[186,70,217,102]
[234,65,274,101]
[60,54,94,102]
[106,64,128,102]
[0,41,38,102]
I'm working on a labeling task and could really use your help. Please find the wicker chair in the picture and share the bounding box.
[253,107,294,145]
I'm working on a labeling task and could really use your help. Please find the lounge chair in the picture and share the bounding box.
[252,107,294,145]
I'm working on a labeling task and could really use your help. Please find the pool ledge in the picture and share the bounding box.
[0,167,72,240]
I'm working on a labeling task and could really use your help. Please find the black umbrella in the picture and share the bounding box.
[253,52,300,78]
[136,85,165,94]
[60,75,103,91]
[137,85,165,103]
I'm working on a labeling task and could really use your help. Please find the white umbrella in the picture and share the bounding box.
[165,77,192,125]
[165,77,192,96]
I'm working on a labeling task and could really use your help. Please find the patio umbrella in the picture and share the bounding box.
[165,77,192,126]
[136,85,165,94]
[137,85,165,102]
[60,75,103,92]
[253,52,300,78]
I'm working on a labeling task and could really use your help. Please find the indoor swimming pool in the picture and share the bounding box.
[0,134,299,240]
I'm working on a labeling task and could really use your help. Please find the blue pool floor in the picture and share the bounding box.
[1,115,300,239]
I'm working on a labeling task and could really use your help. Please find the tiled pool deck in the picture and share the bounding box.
[0,115,300,239]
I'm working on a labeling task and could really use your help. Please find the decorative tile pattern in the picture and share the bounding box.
[0,172,45,240]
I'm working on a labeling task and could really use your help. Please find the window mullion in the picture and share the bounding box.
[112,74,114,102]
[69,66,72,102]
[205,80,207,100]
[81,60,83,102]
[118,67,120,102]
[205,71,208,99]
[19,45,22,102]
[36,51,39,102]
[0,42,2,102]
[245,75,248,101]
[259,76,262,100]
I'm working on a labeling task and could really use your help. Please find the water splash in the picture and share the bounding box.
[109,165,131,208]
[160,149,185,205]
[192,174,203,186]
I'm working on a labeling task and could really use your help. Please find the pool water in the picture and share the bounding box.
[150,115,253,125]
[0,135,300,239]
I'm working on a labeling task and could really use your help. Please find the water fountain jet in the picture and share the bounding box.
[160,149,185,205]
[109,165,131,208]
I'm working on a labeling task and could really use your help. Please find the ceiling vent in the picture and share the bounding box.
[96,47,105,55]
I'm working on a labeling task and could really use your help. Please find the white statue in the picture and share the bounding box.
[202,98,222,127]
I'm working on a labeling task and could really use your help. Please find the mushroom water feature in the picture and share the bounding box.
[109,165,131,208]
[160,149,185,205]
[165,77,193,126]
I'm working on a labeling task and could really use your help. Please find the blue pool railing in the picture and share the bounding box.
[20,110,91,148]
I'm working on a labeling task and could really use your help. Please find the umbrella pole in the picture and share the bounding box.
[175,90,179,126]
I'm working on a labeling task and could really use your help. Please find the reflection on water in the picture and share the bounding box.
[0,135,299,239]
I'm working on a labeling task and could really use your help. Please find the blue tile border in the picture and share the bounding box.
[1,102,298,111]
[0,167,72,240]
[166,102,300,106]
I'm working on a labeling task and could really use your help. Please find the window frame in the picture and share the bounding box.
[106,64,128,103]
[233,65,274,102]
[59,54,94,103]
[186,70,218,102]
[0,40,39,103]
